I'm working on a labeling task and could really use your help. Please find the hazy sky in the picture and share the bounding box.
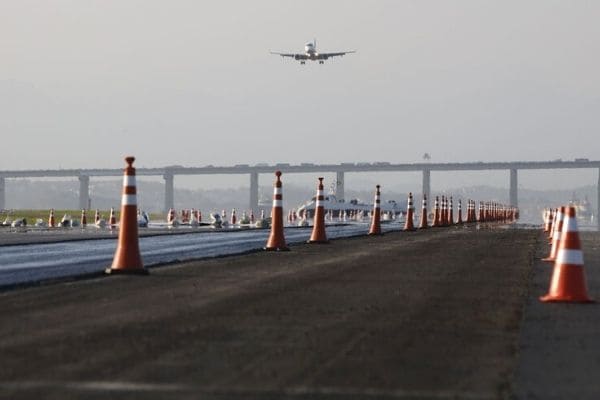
[2,1,599,190]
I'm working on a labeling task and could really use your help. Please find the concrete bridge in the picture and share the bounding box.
[1,160,599,226]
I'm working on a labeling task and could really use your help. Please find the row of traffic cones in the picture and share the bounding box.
[263,172,519,250]
[265,174,385,250]
[413,195,518,229]
[44,208,117,229]
[166,208,264,227]
[540,205,594,303]
[98,158,596,312]
[102,161,522,274]
[100,158,596,308]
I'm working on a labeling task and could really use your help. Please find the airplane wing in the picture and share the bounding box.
[270,51,308,60]
[317,51,356,59]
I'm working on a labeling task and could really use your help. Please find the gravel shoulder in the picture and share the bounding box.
[0,226,541,399]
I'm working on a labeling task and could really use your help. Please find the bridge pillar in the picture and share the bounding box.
[164,173,174,212]
[509,169,518,207]
[336,171,345,201]
[0,177,5,210]
[422,169,431,204]
[250,171,259,213]
[78,175,90,210]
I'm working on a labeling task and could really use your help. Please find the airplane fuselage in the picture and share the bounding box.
[304,42,318,59]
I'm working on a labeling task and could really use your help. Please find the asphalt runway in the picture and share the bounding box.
[0,222,395,287]
[0,225,597,399]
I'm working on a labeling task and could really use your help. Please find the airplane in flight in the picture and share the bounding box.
[270,40,356,64]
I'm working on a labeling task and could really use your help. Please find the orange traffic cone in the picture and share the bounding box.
[441,196,448,227]
[448,196,454,225]
[543,209,552,232]
[543,206,565,262]
[432,196,441,227]
[548,208,558,242]
[457,199,463,224]
[94,209,100,224]
[308,177,329,243]
[231,209,237,225]
[541,206,593,303]
[106,156,146,275]
[467,200,474,223]
[48,209,55,228]
[109,207,117,228]
[404,192,416,231]
[81,209,87,228]
[265,171,289,251]
[418,194,428,229]
[368,185,382,235]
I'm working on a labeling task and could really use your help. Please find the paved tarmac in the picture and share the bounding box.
[512,231,600,399]
[0,225,597,399]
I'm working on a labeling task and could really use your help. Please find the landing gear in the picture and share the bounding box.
[319,60,324,64]
[300,61,305,65]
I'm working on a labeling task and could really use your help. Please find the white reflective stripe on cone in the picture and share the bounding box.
[555,248,584,265]
[273,187,282,195]
[562,217,579,233]
[273,200,283,207]
[123,175,136,187]
[122,194,137,206]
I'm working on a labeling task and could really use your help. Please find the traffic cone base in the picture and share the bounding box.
[540,264,593,303]
[105,267,149,275]
[264,245,290,251]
